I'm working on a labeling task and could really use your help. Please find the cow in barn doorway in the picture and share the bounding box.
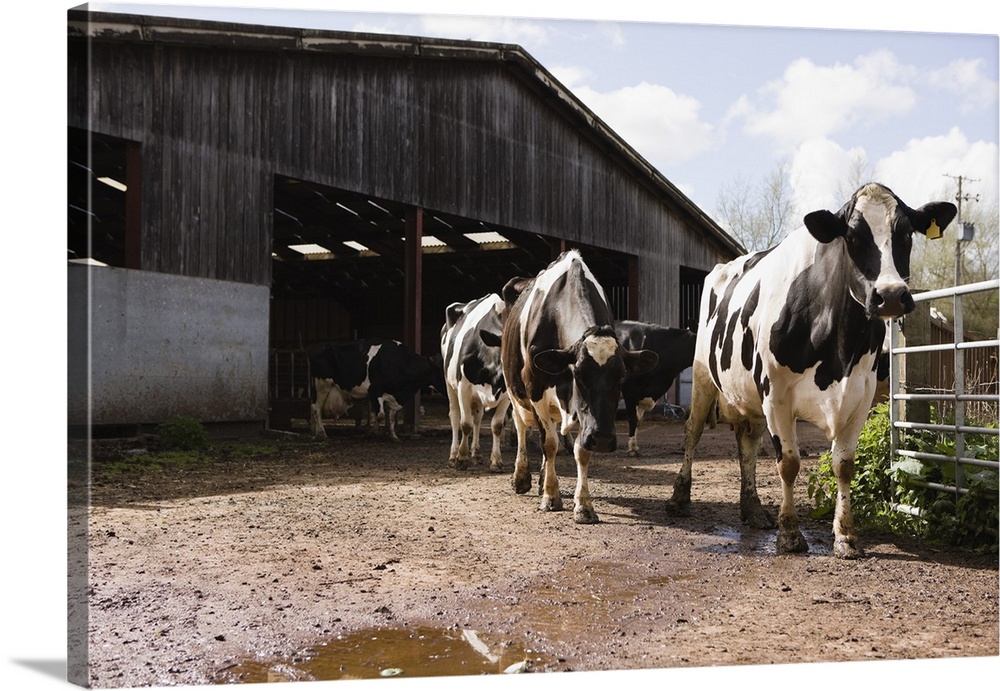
[440,293,510,471]
[614,320,697,456]
[497,250,658,523]
[309,338,444,441]
[667,182,956,558]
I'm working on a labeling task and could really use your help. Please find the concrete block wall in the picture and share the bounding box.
[68,264,269,429]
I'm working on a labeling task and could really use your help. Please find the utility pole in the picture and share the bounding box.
[943,173,979,494]
[945,173,980,286]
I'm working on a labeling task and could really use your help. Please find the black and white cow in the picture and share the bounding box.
[667,183,956,558]
[497,250,658,523]
[309,338,444,441]
[440,294,510,471]
[615,320,697,456]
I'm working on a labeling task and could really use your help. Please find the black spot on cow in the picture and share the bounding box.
[769,250,883,390]
[739,282,761,371]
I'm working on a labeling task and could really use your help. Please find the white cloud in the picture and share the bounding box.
[573,82,717,166]
[925,58,999,113]
[420,15,551,45]
[788,137,869,214]
[874,127,999,208]
[786,129,998,221]
[737,50,916,152]
[596,21,627,48]
[550,64,592,90]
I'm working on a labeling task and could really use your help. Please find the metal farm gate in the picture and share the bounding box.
[888,278,1000,516]
[269,350,313,432]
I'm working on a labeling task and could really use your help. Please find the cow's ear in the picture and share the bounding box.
[623,349,658,376]
[479,329,502,348]
[502,277,532,306]
[909,201,958,239]
[803,209,846,244]
[533,348,575,376]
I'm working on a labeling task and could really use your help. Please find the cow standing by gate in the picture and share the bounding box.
[440,293,510,471]
[496,250,657,523]
[667,183,956,558]
[614,320,697,456]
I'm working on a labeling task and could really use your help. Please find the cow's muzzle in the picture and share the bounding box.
[582,433,617,453]
[870,285,915,319]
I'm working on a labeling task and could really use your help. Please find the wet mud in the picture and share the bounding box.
[82,407,998,688]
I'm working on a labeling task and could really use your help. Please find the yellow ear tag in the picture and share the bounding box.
[926,219,942,239]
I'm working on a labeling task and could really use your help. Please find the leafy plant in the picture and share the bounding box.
[806,402,998,550]
[155,414,209,451]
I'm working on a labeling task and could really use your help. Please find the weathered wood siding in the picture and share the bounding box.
[68,13,738,329]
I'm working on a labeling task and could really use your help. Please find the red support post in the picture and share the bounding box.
[403,207,424,429]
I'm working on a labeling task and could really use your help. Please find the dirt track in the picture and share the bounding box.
[78,406,998,688]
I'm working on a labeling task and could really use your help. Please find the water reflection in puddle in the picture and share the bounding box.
[706,526,833,556]
[221,626,548,683]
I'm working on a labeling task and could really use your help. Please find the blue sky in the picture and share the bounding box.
[88,0,999,227]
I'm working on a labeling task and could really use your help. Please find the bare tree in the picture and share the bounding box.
[834,150,873,202]
[715,163,797,253]
[910,198,999,338]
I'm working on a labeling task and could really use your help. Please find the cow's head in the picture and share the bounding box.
[533,325,658,453]
[803,183,957,319]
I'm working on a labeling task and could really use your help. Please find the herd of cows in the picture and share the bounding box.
[305,183,958,559]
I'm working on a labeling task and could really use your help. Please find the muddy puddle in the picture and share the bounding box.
[705,526,833,556]
[220,627,550,683]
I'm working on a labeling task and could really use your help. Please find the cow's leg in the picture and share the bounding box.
[626,397,655,457]
[487,394,510,473]
[447,384,463,466]
[624,399,640,457]
[469,397,484,463]
[310,403,326,438]
[766,413,808,554]
[454,384,475,469]
[735,419,775,529]
[666,363,715,516]
[510,403,533,494]
[310,378,330,438]
[538,417,563,513]
[572,439,598,523]
[365,399,380,436]
[379,395,403,442]
[830,424,865,559]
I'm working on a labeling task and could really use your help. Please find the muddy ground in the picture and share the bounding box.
[76,402,998,688]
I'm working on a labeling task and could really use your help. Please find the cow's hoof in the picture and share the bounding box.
[627,449,640,458]
[664,497,692,517]
[512,474,532,495]
[741,505,777,530]
[833,537,863,559]
[540,494,563,512]
[777,530,809,554]
[573,506,599,524]
[454,458,471,471]
[488,462,504,474]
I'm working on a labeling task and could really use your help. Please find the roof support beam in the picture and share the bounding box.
[628,256,639,321]
[403,206,424,429]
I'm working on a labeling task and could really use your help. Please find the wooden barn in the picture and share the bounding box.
[67,10,742,434]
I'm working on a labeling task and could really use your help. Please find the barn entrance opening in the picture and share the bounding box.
[68,127,141,269]
[678,265,708,331]
[267,174,637,432]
